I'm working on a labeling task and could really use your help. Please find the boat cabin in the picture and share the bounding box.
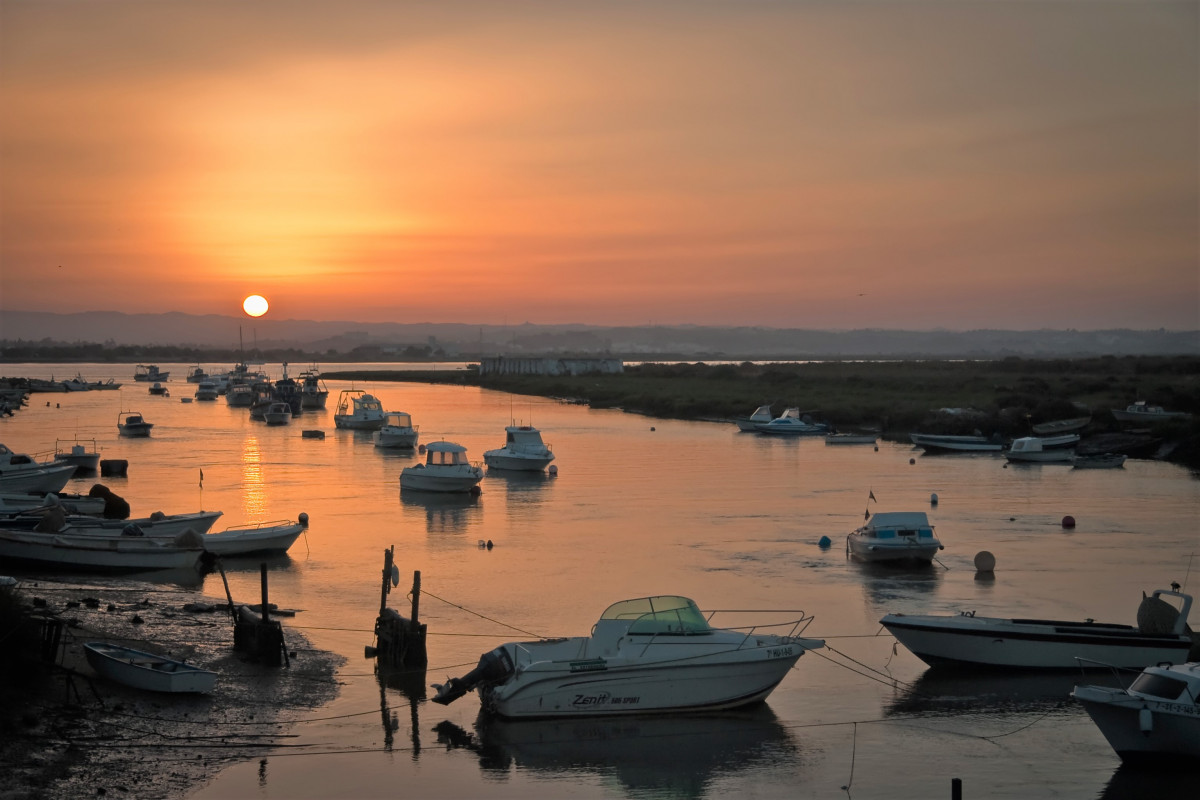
[862,512,936,541]
[597,596,714,636]
[383,412,414,429]
[424,443,472,466]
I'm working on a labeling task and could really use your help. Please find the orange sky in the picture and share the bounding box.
[1,1,1196,330]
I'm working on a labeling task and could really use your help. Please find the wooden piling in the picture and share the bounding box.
[371,548,428,669]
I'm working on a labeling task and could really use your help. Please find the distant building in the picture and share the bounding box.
[478,356,624,377]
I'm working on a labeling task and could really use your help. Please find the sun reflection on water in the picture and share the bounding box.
[240,435,266,517]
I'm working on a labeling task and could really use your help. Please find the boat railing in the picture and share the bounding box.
[704,609,817,644]
[1074,657,1148,691]
[219,519,296,532]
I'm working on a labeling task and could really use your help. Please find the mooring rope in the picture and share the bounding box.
[416,589,543,638]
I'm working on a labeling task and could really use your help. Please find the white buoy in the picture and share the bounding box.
[974,551,996,572]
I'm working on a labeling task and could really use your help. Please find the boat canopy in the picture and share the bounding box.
[600,596,713,635]
[384,412,413,427]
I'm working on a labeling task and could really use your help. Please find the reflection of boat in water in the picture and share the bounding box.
[435,705,799,797]
[885,668,1109,718]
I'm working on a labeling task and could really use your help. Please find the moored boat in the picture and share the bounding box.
[1111,401,1192,424]
[1005,436,1076,463]
[909,432,1003,453]
[734,405,774,432]
[881,587,1194,670]
[372,412,419,449]
[400,441,483,493]
[194,381,219,401]
[84,641,217,693]
[0,528,206,572]
[846,511,942,564]
[483,424,555,471]
[1073,453,1127,469]
[431,595,825,718]
[824,433,878,445]
[262,402,293,425]
[54,438,101,473]
[134,364,170,382]
[334,390,386,430]
[202,518,307,557]
[756,408,828,436]
[1030,416,1091,436]
[117,411,153,437]
[1073,661,1200,764]
[0,444,77,494]
[1,509,223,537]
[299,367,329,410]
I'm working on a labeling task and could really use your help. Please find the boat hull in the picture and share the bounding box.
[483,644,807,719]
[847,537,940,563]
[0,463,76,494]
[1073,685,1200,763]
[881,615,1192,669]
[373,430,418,448]
[483,452,555,471]
[1005,451,1075,463]
[0,530,204,572]
[335,417,385,430]
[204,523,305,557]
[910,434,1003,453]
[400,469,483,493]
[84,642,216,693]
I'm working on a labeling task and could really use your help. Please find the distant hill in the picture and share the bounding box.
[1,310,1196,359]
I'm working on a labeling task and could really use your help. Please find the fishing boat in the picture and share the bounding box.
[881,587,1193,670]
[431,595,824,718]
[333,390,386,430]
[400,441,483,493]
[185,365,208,383]
[1073,661,1200,764]
[202,518,307,557]
[262,402,293,426]
[0,509,223,537]
[846,511,943,564]
[0,528,206,572]
[909,433,1003,453]
[1004,436,1076,463]
[194,381,219,401]
[0,444,77,494]
[133,364,170,382]
[1111,402,1192,424]
[84,642,217,693]
[483,425,555,471]
[372,412,419,449]
[0,492,106,516]
[53,438,101,473]
[299,367,329,410]
[117,411,153,437]
[225,384,255,407]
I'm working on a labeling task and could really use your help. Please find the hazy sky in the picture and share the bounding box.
[1,1,1196,330]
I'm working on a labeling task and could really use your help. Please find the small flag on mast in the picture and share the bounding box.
[868,489,876,502]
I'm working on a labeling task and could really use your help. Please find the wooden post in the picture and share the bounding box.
[260,563,270,623]
[380,546,394,615]
[216,558,237,622]
[951,778,962,800]
[410,570,421,630]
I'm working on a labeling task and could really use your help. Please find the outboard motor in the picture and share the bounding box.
[431,646,514,706]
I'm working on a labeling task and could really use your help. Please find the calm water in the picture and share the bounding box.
[4,362,1199,800]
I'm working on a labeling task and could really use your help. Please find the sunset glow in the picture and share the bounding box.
[0,2,1195,331]
[243,295,269,318]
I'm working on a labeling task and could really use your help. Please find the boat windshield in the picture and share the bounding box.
[1130,672,1192,701]
[427,449,467,466]
[600,596,713,635]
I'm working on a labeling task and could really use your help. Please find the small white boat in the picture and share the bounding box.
[54,438,101,473]
[60,374,93,392]
[225,384,255,407]
[1,509,223,537]
[734,405,774,432]
[117,411,153,437]
[1073,661,1200,765]
[372,412,419,449]
[846,511,942,564]
[484,425,555,471]
[194,381,219,401]
[262,402,293,426]
[756,408,828,436]
[334,390,386,430]
[431,595,824,718]
[400,441,483,493]
[1005,436,1076,463]
[148,382,168,396]
[1073,453,1127,469]
[824,433,878,445]
[881,587,1194,670]
[909,432,1003,453]
[0,444,77,493]
[84,642,217,694]
[0,492,106,516]
[1111,401,1192,424]
[203,518,307,557]
[299,367,329,410]
[0,528,205,572]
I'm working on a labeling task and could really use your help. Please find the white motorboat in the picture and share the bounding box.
[334,390,386,430]
[299,367,329,410]
[202,518,307,557]
[117,411,153,437]
[372,412,419,449]
[846,511,942,564]
[2,509,223,537]
[54,438,101,473]
[0,528,205,572]
[909,433,1003,453]
[484,425,555,471]
[1005,436,1076,463]
[1111,401,1192,424]
[881,587,1194,670]
[262,402,293,426]
[755,408,828,436]
[0,492,106,516]
[194,381,219,401]
[734,405,774,432]
[431,595,825,718]
[1073,661,1200,764]
[134,364,170,382]
[0,444,77,493]
[225,384,255,407]
[60,374,93,392]
[84,642,217,694]
[1073,453,1127,469]
[400,441,483,493]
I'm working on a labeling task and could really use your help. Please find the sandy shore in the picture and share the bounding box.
[0,576,343,800]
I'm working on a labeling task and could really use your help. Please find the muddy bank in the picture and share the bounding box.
[0,577,343,800]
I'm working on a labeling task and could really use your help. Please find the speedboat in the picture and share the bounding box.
[734,405,774,432]
[372,412,419,449]
[483,425,555,471]
[431,595,824,718]
[0,444,77,493]
[909,432,1003,453]
[1005,436,1076,463]
[54,438,101,473]
[755,408,828,436]
[134,364,169,382]
[262,402,292,426]
[846,511,942,564]
[117,411,153,437]
[1111,401,1192,424]
[334,390,386,430]
[1073,661,1200,764]
[881,587,1194,670]
[400,441,483,493]
[194,381,219,401]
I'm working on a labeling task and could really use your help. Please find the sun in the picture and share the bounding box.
[242,295,269,317]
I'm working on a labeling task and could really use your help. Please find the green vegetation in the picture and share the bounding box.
[328,356,1200,466]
